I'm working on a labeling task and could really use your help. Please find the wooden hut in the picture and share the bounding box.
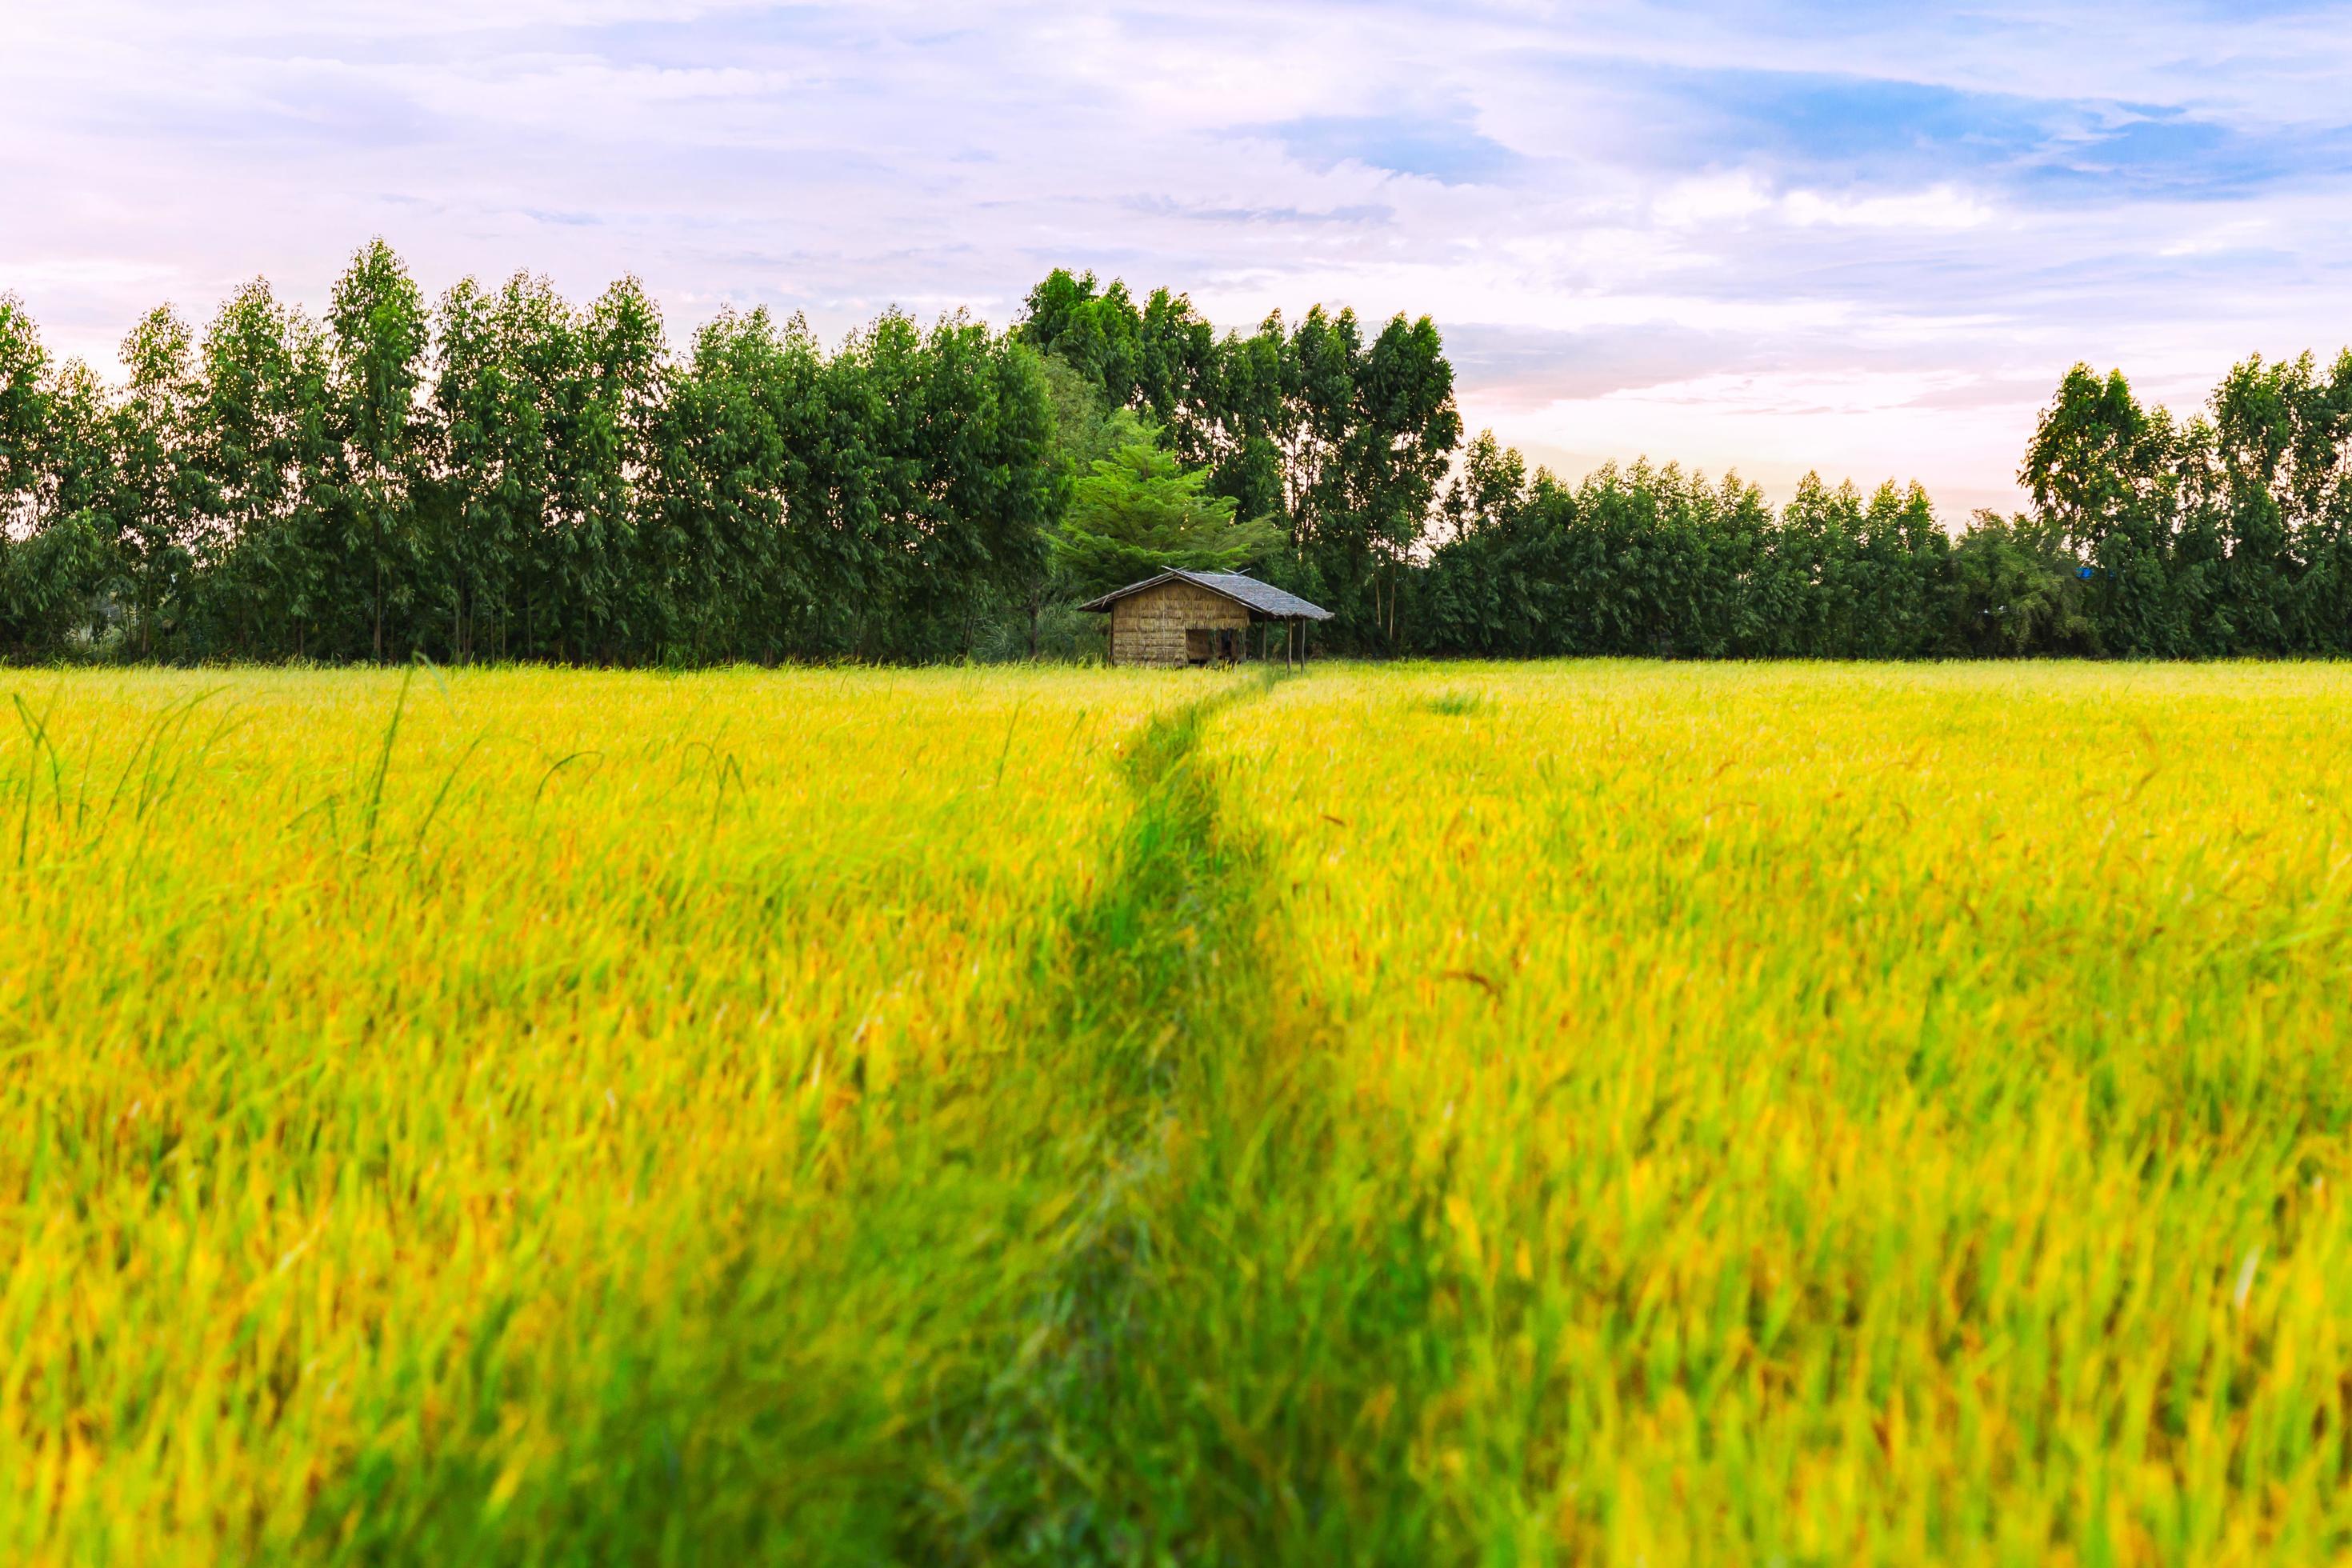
[1077,570,1334,668]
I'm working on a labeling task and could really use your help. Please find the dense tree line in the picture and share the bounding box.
[2,246,2348,662]
[1018,269,1458,649]
[1034,269,2352,659]
[1413,354,2352,659]
[0,243,1058,662]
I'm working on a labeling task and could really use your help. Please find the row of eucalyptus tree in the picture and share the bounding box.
[2013,357,2352,656]
[1413,352,2352,658]
[1414,442,2076,658]
[1402,354,2352,662]
[0,242,1058,662]
[4,247,2348,662]
[1020,267,2352,659]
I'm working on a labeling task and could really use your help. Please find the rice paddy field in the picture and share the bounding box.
[4,661,2351,1565]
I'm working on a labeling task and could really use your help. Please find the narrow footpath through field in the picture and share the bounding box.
[914,671,1440,1563]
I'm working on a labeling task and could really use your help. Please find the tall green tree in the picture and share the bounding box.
[581,277,668,658]
[112,306,208,655]
[430,275,521,662]
[195,280,335,657]
[2204,351,2343,654]
[2020,364,2183,654]
[1007,353,1120,656]
[1017,270,1146,410]
[645,306,827,660]
[2284,351,2352,654]
[872,314,1059,658]
[1945,512,2090,655]
[1421,432,1578,656]
[490,274,590,661]
[0,294,46,534]
[1054,413,1283,598]
[328,239,430,660]
[0,299,110,655]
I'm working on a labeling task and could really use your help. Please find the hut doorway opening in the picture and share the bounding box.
[1186,626,1242,666]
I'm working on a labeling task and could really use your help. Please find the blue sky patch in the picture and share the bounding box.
[1255,110,1525,185]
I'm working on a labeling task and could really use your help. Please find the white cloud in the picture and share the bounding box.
[1654,174,1776,228]
[2155,218,2276,258]
[1655,177,1998,236]
[1782,186,1997,231]
[1593,368,1985,416]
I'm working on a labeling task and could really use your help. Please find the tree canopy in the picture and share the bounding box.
[1,245,2345,663]
[1054,414,1284,598]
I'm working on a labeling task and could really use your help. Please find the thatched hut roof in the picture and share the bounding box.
[1076,570,1332,620]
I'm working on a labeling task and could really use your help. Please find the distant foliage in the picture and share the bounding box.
[2,250,2348,662]
[1418,445,1962,658]
[2018,355,2352,656]
[1018,267,1458,651]
[1054,413,1285,598]
[0,247,1058,664]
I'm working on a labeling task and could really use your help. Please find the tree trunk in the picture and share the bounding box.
[370,502,385,662]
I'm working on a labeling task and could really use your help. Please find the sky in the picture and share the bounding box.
[7,1,2352,517]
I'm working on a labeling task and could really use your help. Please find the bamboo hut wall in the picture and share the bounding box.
[1106,581,1254,666]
